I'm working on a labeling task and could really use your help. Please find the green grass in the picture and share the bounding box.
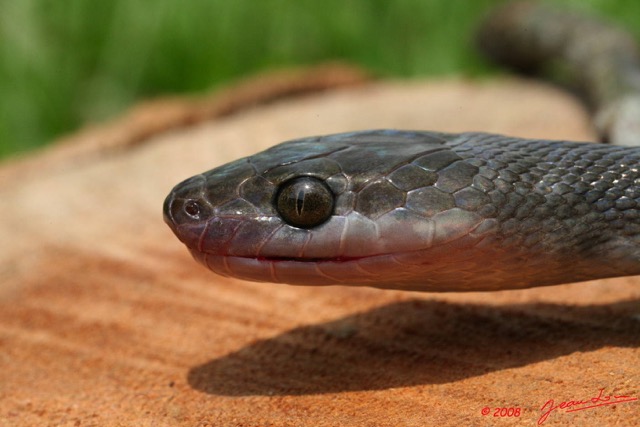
[2,0,640,158]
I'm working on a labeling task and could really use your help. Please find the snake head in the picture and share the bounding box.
[166,130,640,291]
[163,130,509,291]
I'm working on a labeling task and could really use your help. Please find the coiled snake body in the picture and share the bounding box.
[164,2,640,292]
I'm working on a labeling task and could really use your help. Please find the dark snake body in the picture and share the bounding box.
[164,2,640,292]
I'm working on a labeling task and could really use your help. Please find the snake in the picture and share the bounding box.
[163,1,640,292]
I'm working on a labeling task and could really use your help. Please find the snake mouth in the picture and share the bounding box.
[188,250,414,287]
[255,255,363,263]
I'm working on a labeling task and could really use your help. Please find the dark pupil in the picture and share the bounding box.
[276,177,334,228]
[184,200,201,218]
[295,189,305,216]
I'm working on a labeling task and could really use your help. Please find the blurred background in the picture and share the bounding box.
[1,0,639,159]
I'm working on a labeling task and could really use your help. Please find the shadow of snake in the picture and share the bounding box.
[188,297,640,396]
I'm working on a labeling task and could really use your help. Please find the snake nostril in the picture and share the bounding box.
[183,200,202,219]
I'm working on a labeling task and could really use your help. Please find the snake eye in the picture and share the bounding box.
[276,177,334,228]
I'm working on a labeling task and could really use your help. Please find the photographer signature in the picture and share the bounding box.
[538,388,637,425]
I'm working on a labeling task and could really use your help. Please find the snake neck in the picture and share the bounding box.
[449,133,640,279]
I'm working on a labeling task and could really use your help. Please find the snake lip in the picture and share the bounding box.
[192,252,395,286]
